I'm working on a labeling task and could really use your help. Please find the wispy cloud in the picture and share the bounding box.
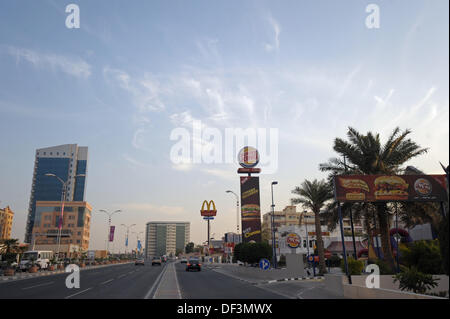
[3,45,91,78]
[264,14,281,52]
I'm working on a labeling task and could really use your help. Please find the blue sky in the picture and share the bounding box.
[0,0,448,250]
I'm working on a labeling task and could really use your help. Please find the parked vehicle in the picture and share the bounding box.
[19,251,53,271]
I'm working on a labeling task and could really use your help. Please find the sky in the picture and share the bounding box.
[0,0,448,251]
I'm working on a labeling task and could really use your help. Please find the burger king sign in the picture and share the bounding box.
[286,233,301,249]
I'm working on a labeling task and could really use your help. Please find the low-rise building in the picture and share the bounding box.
[31,201,92,255]
[0,206,14,240]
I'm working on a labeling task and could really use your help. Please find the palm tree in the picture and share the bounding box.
[319,127,428,271]
[291,179,334,274]
[0,238,22,265]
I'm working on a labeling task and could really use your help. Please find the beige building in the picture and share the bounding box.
[262,206,315,243]
[0,206,14,239]
[31,201,92,254]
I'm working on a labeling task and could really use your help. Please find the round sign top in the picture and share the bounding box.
[286,233,300,249]
[238,146,259,168]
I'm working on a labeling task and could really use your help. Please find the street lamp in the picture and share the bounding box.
[45,173,85,260]
[225,190,240,240]
[271,181,278,269]
[121,223,136,255]
[99,209,121,255]
[132,231,144,257]
[302,210,310,257]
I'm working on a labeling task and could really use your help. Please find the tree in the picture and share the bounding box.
[400,240,443,274]
[233,242,272,264]
[291,179,334,275]
[0,238,23,265]
[320,127,428,271]
[185,242,195,254]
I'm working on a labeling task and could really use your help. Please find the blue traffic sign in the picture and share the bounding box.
[259,258,270,270]
[203,217,214,220]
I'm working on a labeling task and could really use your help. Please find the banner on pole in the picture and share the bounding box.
[109,226,115,242]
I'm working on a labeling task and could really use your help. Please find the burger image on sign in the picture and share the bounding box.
[286,233,300,249]
[414,178,432,196]
[241,204,260,221]
[374,176,409,200]
[238,146,259,168]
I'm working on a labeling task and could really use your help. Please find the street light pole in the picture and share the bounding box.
[121,223,136,255]
[99,209,121,255]
[226,190,240,241]
[303,210,310,257]
[271,181,278,269]
[45,173,85,260]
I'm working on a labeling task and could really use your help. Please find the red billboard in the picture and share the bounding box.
[334,175,448,202]
[240,176,262,243]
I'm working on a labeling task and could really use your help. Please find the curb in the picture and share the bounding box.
[264,276,324,284]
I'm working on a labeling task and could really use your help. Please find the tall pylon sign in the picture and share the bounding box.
[237,146,262,243]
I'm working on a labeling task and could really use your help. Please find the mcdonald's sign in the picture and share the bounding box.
[200,200,217,217]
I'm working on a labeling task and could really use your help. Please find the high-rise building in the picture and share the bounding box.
[0,206,14,240]
[25,144,88,243]
[145,222,190,258]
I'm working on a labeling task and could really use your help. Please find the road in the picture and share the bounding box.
[0,262,166,299]
[0,261,341,299]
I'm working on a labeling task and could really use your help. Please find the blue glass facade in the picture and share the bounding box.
[73,160,87,201]
[26,158,70,243]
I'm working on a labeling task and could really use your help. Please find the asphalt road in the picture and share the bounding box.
[175,263,285,299]
[0,262,166,299]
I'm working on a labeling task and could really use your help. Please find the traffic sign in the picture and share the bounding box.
[307,255,314,262]
[203,217,214,220]
[259,258,270,270]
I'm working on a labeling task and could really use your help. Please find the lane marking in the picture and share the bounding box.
[22,281,54,290]
[64,287,92,299]
[143,263,168,299]
[117,274,127,279]
[100,279,114,285]
[174,263,182,299]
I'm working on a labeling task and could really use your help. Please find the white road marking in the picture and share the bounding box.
[22,281,54,290]
[100,279,114,285]
[64,287,92,299]
[144,263,168,299]
[117,274,127,279]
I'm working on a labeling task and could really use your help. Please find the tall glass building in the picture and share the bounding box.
[25,144,88,243]
[145,222,190,258]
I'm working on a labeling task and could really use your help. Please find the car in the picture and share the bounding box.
[186,257,201,272]
[135,258,145,266]
[180,257,188,264]
[152,257,162,266]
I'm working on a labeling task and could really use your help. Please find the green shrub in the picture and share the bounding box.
[368,258,395,275]
[437,214,449,275]
[341,257,364,275]
[393,267,439,294]
[400,240,443,274]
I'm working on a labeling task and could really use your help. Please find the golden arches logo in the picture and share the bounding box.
[200,200,217,217]
[201,200,216,211]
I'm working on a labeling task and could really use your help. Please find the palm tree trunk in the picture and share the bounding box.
[314,210,327,274]
[376,203,395,271]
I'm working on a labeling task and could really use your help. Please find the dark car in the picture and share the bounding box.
[186,258,201,272]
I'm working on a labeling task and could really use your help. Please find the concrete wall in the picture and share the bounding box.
[324,274,447,299]
[343,284,442,299]
[351,274,449,295]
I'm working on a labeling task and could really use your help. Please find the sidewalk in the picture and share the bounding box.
[208,263,326,285]
[0,262,133,283]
